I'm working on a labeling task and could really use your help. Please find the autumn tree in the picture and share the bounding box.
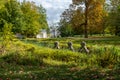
[72,0,105,38]
[88,0,107,35]
[71,7,84,35]
[60,0,106,37]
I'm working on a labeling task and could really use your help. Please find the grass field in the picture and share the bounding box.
[0,36,120,80]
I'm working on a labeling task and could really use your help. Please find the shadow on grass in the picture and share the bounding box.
[0,63,120,80]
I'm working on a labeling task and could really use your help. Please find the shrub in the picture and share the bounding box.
[96,47,119,68]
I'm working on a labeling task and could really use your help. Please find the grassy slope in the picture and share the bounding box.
[0,37,120,80]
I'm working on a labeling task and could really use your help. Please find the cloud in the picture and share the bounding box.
[41,0,72,24]
[41,1,52,9]
[19,0,72,25]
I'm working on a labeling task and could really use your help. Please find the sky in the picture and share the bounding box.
[19,0,72,26]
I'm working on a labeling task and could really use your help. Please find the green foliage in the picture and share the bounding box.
[0,22,13,53]
[59,21,74,37]
[20,1,48,37]
[0,0,24,33]
[0,0,48,38]
[20,1,39,37]
[107,0,120,36]
[38,5,48,30]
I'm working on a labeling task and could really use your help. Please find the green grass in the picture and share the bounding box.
[0,64,120,80]
[0,37,120,79]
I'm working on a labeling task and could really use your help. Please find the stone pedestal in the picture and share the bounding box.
[67,41,74,51]
[54,41,60,49]
[78,41,89,53]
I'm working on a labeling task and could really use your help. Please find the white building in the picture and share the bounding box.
[36,29,47,38]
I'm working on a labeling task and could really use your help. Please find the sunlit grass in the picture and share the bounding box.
[0,37,120,79]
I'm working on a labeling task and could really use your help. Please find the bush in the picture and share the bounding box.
[96,47,119,68]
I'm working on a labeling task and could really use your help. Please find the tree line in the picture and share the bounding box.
[0,0,48,38]
[59,0,120,38]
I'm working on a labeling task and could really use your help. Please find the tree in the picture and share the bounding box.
[72,0,105,38]
[71,7,84,35]
[88,0,107,35]
[20,1,40,37]
[20,1,48,37]
[59,4,75,37]
[59,20,74,37]
[0,0,24,33]
[59,4,82,36]
[108,0,120,36]
[38,5,48,30]
[0,0,48,38]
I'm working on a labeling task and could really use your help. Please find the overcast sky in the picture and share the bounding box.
[19,0,72,26]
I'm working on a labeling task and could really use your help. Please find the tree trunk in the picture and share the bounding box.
[115,26,118,36]
[84,0,88,38]
[84,22,88,38]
